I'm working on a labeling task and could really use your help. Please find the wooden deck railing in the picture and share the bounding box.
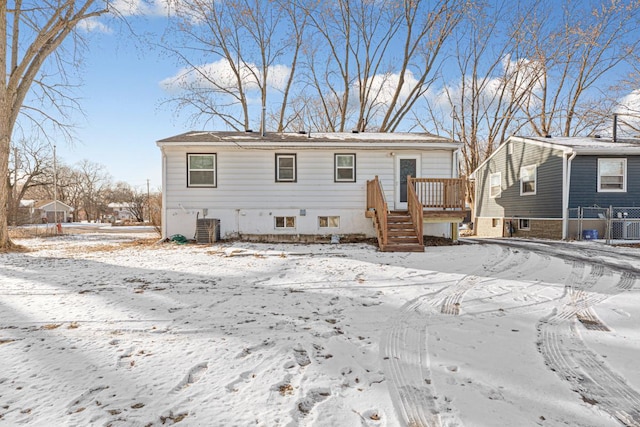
[409,178,466,210]
[366,176,388,247]
[407,176,424,246]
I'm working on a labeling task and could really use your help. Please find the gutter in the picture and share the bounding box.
[562,151,577,239]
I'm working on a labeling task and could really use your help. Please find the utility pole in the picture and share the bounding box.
[53,144,59,232]
[146,179,150,223]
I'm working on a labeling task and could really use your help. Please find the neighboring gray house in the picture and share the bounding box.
[472,135,640,239]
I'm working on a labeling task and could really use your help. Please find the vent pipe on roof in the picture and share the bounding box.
[613,113,618,142]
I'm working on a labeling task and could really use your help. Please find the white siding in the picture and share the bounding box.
[162,146,456,238]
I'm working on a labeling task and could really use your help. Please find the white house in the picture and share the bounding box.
[157,131,466,251]
[107,203,137,222]
[20,200,74,223]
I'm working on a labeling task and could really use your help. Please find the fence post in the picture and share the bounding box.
[607,206,613,244]
[578,206,582,241]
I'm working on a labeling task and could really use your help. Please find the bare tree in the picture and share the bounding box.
[161,0,305,132]
[7,138,54,225]
[105,181,146,222]
[75,159,111,221]
[417,1,539,211]
[297,0,466,132]
[53,164,83,220]
[0,0,108,248]
[517,0,640,137]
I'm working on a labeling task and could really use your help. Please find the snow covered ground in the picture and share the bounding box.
[1,232,640,427]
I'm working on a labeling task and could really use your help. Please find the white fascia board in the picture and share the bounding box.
[572,147,640,155]
[156,141,462,150]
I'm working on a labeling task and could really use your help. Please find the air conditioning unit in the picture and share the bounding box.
[196,218,220,244]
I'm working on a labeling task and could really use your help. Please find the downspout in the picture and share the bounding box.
[562,151,577,239]
[161,148,168,240]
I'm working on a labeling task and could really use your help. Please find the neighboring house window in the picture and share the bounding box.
[335,154,356,182]
[518,218,530,230]
[276,154,296,182]
[319,216,340,228]
[598,158,626,192]
[275,216,296,228]
[490,172,501,198]
[520,165,537,195]
[187,154,216,187]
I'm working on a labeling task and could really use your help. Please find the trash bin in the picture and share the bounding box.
[582,229,598,240]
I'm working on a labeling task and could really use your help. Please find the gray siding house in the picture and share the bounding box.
[472,135,640,239]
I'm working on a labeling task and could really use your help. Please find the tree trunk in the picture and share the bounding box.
[0,127,14,248]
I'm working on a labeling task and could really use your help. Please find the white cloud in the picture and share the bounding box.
[77,17,112,33]
[109,0,172,17]
[355,70,421,107]
[615,89,640,134]
[160,58,291,95]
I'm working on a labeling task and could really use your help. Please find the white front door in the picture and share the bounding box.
[395,155,421,210]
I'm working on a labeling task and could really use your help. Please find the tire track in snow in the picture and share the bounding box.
[538,260,640,426]
[381,296,457,427]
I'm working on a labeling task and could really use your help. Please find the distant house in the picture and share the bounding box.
[157,131,467,251]
[472,135,640,240]
[107,203,137,222]
[20,200,73,224]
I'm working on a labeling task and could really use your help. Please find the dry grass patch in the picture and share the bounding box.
[8,227,58,240]
[68,238,160,254]
[41,324,62,330]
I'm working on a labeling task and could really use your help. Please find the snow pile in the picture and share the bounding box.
[1,234,639,426]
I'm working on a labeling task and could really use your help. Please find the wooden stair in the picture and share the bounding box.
[380,211,424,252]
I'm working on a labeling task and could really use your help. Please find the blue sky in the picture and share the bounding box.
[42,0,640,191]
[55,15,182,191]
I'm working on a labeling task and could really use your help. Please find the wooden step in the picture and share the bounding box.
[370,209,424,252]
[388,229,418,237]
[380,243,424,252]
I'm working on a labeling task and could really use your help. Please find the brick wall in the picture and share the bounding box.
[476,217,504,237]
[511,220,563,239]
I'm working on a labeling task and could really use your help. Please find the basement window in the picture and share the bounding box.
[319,216,340,228]
[275,216,296,229]
[518,218,530,230]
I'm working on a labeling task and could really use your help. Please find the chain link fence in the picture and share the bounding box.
[568,206,640,243]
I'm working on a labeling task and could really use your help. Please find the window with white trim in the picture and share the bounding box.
[598,158,626,192]
[518,218,530,230]
[187,154,216,187]
[275,216,296,228]
[318,216,340,228]
[335,154,356,182]
[520,165,536,195]
[490,172,501,198]
[276,154,296,182]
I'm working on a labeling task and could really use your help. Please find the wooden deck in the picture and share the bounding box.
[366,176,467,252]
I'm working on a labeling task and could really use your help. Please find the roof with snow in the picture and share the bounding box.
[157,131,461,149]
[515,135,640,154]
